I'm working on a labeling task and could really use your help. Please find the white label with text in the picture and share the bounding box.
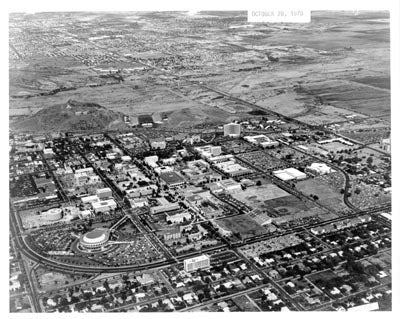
[248,10,311,23]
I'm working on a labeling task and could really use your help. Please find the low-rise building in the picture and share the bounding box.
[306,163,335,175]
[96,187,112,199]
[244,135,279,148]
[160,228,182,241]
[273,168,307,181]
[91,199,117,213]
[160,171,186,188]
[166,211,191,224]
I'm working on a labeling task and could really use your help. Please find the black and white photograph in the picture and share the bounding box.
[5,0,398,314]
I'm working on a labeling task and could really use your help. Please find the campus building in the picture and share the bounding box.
[183,255,210,272]
[79,228,110,250]
[224,123,241,137]
[159,171,186,188]
[306,163,335,176]
[273,168,307,181]
[91,199,117,213]
[244,135,279,148]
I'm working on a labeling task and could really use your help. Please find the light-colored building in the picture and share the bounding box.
[306,163,335,175]
[184,255,210,272]
[206,178,242,193]
[128,197,149,208]
[208,154,234,164]
[166,211,192,224]
[150,138,167,150]
[41,208,63,221]
[91,199,117,213]
[244,135,279,148]
[121,155,132,162]
[144,155,159,168]
[194,145,226,160]
[214,160,252,177]
[155,166,174,175]
[381,136,391,153]
[160,228,182,241]
[79,210,92,219]
[347,302,379,312]
[224,123,241,137]
[212,220,233,237]
[96,187,112,199]
[151,202,181,214]
[125,185,158,198]
[81,195,99,204]
[273,168,307,181]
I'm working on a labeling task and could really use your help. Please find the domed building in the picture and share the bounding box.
[79,228,110,250]
[42,208,63,221]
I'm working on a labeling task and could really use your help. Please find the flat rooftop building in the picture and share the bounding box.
[160,171,186,188]
[184,255,210,272]
[92,199,117,213]
[244,135,279,148]
[273,168,307,181]
[306,163,335,175]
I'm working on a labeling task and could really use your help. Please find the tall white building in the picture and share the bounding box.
[224,123,241,137]
[184,255,210,272]
[381,136,390,153]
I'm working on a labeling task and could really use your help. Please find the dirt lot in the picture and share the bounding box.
[264,195,315,216]
[216,214,266,239]
[301,80,390,117]
[35,266,88,292]
[10,82,200,116]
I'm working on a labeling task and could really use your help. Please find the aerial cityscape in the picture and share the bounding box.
[9,10,392,312]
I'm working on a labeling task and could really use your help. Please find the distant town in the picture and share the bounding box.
[9,11,391,313]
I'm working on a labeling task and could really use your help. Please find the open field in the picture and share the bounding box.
[295,177,348,212]
[264,195,315,216]
[35,266,89,292]
[316,141,358,153]
[353,76,390,90]
[216,214,266,239]
[9,56,97,96]
[295,104,368,125]
[300,80,390,117]
[296,177,341,199]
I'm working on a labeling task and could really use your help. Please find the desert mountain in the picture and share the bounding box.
[11,99,127,132]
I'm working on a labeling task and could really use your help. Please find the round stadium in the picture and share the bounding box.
[79,228,110,250]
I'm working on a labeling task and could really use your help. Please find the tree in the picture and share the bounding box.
[198,292,205,302]
[103,280,110,291]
